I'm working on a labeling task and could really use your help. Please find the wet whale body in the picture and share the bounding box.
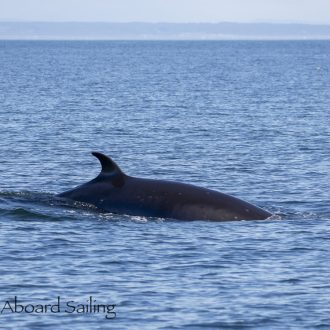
[57,152,271,221]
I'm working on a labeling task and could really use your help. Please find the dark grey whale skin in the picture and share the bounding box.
[57,152,272,221]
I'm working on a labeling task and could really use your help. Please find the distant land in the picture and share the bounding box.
[1,22,330,40]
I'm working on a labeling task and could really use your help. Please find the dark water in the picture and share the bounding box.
[1,40,330,329]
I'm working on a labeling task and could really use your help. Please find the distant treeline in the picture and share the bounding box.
[1,22,330,40]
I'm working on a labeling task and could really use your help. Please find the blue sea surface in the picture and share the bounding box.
[0,40,330,329]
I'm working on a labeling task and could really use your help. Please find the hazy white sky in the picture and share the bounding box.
[0,0,330,24]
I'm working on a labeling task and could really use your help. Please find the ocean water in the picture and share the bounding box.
[0,40,330,329]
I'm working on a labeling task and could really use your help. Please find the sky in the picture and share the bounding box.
[0,0,330,24]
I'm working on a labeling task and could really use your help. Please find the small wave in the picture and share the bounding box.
[0,190,102,222]
[129,215,149,223]
[0,204,88,222]
[266,214,283,221]
[1,207,54,220]
[0,190,55,206]
[262,203,330,222]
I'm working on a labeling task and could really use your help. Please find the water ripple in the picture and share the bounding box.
[1,41,330,329]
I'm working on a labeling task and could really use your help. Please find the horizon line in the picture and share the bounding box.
[1,21,330,26]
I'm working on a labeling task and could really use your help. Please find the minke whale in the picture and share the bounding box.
[57,152,271,221]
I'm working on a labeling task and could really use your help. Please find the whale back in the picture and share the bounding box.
[57,152,271,221]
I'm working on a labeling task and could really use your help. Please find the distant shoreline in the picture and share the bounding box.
[1,22,330,40]
[1,38,330,41]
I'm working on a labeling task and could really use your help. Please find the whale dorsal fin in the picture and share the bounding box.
[92,152,125,187]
